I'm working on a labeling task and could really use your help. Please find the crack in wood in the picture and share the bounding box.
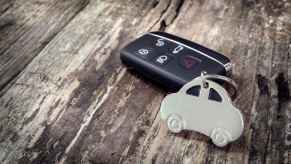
[147,0,172,31]
[275,72,290,103]
[256,74,270,96]
[0,14,14,29]
[0,0,15,16]
[158,0,185,31]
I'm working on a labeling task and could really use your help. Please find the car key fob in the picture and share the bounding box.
[120,31,232,92]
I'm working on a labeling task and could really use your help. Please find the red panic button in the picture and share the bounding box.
[180,55,201,69]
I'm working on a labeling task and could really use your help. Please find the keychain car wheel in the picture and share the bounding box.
[167,114,184,133]
[210,128,231,147]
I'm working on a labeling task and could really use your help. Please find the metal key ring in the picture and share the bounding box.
[200,73,238,100]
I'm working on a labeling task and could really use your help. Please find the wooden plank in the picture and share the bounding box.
[122,0,291,164]
[0,0,291,164]
[0,0,13,16]
[0,0,164,163]
[250,30,291,164]
[0,0,89,94]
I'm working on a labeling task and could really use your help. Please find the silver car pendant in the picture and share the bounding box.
[160,72,244,147]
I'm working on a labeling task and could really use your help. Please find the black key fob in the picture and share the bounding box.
[120,31,232,92]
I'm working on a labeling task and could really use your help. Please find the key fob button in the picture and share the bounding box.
[154,39,176,53]
[155,38,165,47]
[138,48,149,55]
[154,55,173,65]
[135,47,153,58]
[172,45,184,54]
[180,55,201,69]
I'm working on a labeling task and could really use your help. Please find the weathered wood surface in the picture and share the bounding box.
[0,0,89,95]
[0,0,291,163]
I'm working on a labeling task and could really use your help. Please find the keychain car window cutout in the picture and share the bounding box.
[160,74,244,147]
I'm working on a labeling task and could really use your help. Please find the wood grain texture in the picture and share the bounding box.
[0,0,89,94]
[0,0,291,164]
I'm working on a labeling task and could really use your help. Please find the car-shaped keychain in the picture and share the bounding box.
[160,73,244,147]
